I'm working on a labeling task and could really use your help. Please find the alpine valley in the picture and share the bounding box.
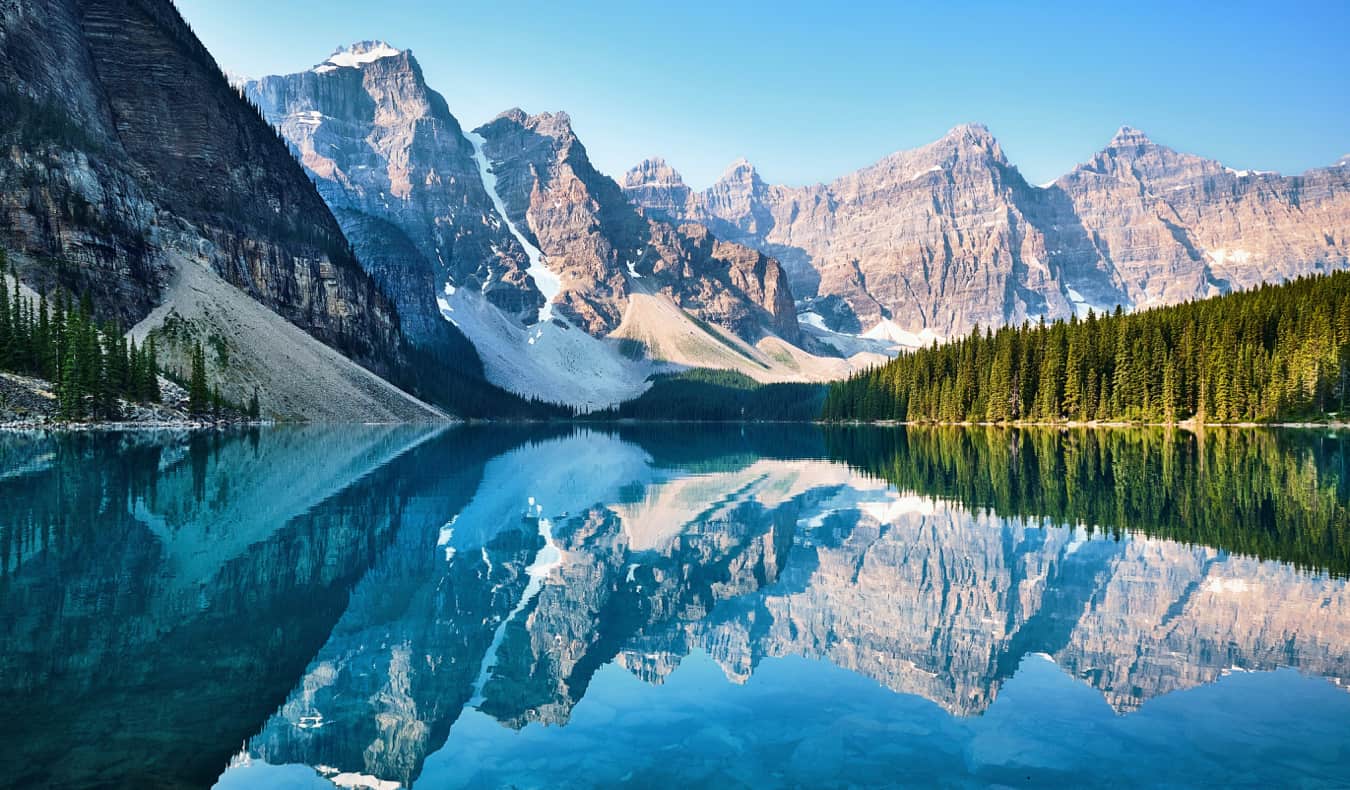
[1,2,1347,419]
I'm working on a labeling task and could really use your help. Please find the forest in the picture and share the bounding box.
[585,369,827,421]
[822,272,1350,424]
[0,255,162,420]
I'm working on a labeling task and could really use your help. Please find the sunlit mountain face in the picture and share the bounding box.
[2,426,1348,788]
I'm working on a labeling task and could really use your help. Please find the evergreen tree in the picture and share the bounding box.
[188,342,209,416]
[823,271,1350,425]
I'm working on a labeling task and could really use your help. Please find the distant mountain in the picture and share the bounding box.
[247,46,875,409]
[626,125,1350,343]
[0,0,440,420]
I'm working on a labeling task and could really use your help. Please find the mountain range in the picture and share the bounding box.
[2,3,1346,418]
[625,124,1350,345]
[244,43,863,409]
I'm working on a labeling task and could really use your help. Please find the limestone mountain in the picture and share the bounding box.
[626,124,1350,344]
[249,49,871,408]
[472,108,799,343]
[245,42,541,349]
[0,0,440,420]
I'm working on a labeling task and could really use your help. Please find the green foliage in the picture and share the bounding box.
[589,368,827,421]
[824,425,1350,577]
[0,251,161,420]
[188,342,209,416]
[823,272,1350,424]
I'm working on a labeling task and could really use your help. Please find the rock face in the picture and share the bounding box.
[246,51,819,406]
[470,107,800,343]
[0,0,406,376]
[247,53,801,347]
[626,125,1350,339]
[244,43,538,357]
[1050,126,1350,310]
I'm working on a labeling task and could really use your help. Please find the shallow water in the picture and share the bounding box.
[2,425,1348,787]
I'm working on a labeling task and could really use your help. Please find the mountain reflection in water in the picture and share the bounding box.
[1,425,1347,788]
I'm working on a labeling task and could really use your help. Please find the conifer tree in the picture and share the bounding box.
[188,342,209,416]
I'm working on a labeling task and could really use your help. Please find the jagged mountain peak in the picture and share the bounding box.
[315,41,406,73]
[943,122,994,143]
[717,157,762,185]
[492,108,574,137]
[1107,125,1155,149]
[623,157,686,189]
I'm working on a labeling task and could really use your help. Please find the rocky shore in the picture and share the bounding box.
[0,371,254,430]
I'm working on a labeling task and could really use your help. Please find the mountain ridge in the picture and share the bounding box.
[627,124,1350,342]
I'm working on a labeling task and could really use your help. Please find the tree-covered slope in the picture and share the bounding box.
[823,272,1350,424]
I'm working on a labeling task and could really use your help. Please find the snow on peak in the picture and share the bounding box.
[1224,166,1277,178]
[315,40,403,72]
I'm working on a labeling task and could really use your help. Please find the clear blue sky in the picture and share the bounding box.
[178,0,1349,189]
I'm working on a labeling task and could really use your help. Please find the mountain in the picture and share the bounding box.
[244,42,540,351]
[626,125,1350,344]
[247,48,874,409]
[0,0,441,420]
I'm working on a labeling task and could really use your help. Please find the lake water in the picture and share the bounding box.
[2,425,1348,788]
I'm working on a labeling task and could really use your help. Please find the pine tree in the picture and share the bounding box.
[0,260,10,370]
[189,342,209,416]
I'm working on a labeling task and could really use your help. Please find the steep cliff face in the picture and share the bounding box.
[627,125,1350,342]
[0,0,436,418]
[1050,126,1350,309]
[248,48,863,407]
[1,0,403,361]
[474,108,800,343]
[245,43,538,353]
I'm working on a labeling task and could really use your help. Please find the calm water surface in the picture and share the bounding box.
[1,425,1348,788]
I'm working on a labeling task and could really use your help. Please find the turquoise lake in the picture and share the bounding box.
[2,425,1348,787]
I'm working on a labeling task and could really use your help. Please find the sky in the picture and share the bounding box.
[177,0,1350,190]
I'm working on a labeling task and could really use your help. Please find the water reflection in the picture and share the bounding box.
[1,426,1347,788]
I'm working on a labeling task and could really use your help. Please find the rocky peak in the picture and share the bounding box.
[498,108,576,143]
[1077,124,1216,182]
[246,46,541,348]
[623,157,686,189]
[1107,125,1154,149]
[718,157,762,186]
[475,108,800,343]
[315,40,405,72]
[622,158,691,220]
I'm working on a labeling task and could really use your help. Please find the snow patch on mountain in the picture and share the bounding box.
[318,41,402,71]
[1063,285,1110,319]
[796,312,904,359]
[466,131,561,323]
[437,286,655,411]
[861,319,942,349]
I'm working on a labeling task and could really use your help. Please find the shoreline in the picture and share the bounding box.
[816,418,1350,430]
[4,417,1348,431]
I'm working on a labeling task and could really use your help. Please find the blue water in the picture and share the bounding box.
[2,425,1347,788]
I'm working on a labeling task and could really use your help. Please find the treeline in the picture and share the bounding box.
[824,426,1350,576]
[823,272,1350,423]
[585,369,827,421]
[1,255,161,420]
